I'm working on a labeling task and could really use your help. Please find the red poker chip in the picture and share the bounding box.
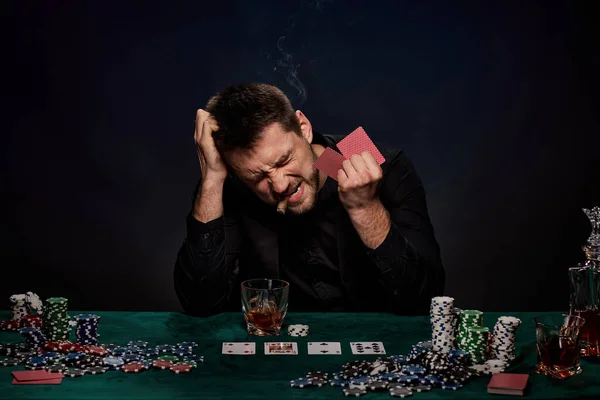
[45,342,60,351]
[152,360,173,370]
[84,345,108,356]
[170,362,192,374]
[122,362,145,373]
[70,343,84,352]
[0,320,21,331]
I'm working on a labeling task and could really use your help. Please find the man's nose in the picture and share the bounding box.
[269,172,290,196]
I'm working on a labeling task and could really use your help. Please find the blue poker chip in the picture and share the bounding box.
[390,355,407,364]
[396,374,419,384]
[350,375,372,385]
[172,347,192,357]
[138,359,153,370]
[41,352,61,361]
[290,378,313,388]
[182,355,204,363]
[402,365,426,375]
[442,382,464,390]
[177,341,198,349]
[25,356,47,367]
[140,348,159,357]
[122,346,141,354]
[121,354,142,363]
[329,378,349,387]
[64,352,85,363]
[156,345,174,353]
[110,347,128,357]
[128,340,148,348]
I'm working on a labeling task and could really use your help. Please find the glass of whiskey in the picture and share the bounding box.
[241,279,289,336]
[535,314,585,379]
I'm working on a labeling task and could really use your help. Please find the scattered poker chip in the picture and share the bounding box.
[306,371,328,380]
[442,382,464,390]
[176,341,198,349]
[172,348,192,357]
[86,366,108,374]
[343,387,367,397]
[140,348,159,357]
[64,367,86,378]
[45,364,66,373]
[329,378,349,387]
[26,356,47,367]
[157,355,179,362]
[412,385,432,392]
[389,387,413,398]
[122,353,142,363]
[122,361,145,373]
[25,364,47,370]
[310,377,327,387]
[182,355,204,364]
[368,381,388,391]
[290,378,313,388]
[103,356,125,370]
[182,360,197,368]
[128,340,148,348]
[170,362,193,374]
[156,344,174,353]
[41,352,61,362]
[152,359,173,370]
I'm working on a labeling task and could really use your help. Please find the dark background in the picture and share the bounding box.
[2,0,599,313]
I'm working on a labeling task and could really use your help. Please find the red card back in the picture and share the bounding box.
[336,126,385,165]
[313,147,346,181]
[488,373,529,390]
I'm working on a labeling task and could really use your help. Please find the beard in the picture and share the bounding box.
[286,143,320,216]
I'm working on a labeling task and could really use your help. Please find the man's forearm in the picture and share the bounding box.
[193,178,224,223]
[346,199,391,249]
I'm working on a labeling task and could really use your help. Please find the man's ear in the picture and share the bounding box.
[295,110,313,143]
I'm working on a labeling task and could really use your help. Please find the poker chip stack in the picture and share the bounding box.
[25,292,44,315]
[430,296,457,353]
[42,297,72,341]
[19,327,48,350]
[73,314,101,345]
[456,310,487,364]
[20,314,43,329]
[288,324,309,337]
[9,294,29,320]
[490,316,521,361]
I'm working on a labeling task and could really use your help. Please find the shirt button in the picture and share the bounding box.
[203,233,210,239]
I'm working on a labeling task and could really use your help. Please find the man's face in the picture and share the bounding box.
[223,119,322,215]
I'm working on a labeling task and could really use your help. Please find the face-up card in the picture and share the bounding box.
[12,371,64,381]
[12,378,62,385]
[313,147,346,181]
[337,126,386,165]
[307,342,342,355]
[264,342,298,355]
[350,341,386,355]
[222,342,256,355]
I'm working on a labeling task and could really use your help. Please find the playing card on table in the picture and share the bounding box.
[12,371,64,381]
[12,378,62,385]
[350,341,386,355]
[307,342,342,355]
[313,147,346,181]
[222,342,256,355]
[337,126,385,164]
[264,342,298,355]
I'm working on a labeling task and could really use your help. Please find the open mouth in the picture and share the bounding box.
[288,183,304,204]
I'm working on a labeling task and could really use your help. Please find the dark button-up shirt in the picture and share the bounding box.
[174,132,445,316]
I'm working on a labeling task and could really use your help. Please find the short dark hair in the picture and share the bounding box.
[206,83,301,152]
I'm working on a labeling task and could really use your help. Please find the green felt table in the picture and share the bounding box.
[1,311,598,400]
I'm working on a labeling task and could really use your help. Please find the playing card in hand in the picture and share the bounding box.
[313,126,385,180]
[337,127,385,165]
[312,147,347,181]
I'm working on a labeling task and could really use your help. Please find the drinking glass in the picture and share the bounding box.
[534,314,585,379]
[241,279,289,336]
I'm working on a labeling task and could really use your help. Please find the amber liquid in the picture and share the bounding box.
[246,309,284,331]
[539,335,579,369]
[577,309,600,358]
